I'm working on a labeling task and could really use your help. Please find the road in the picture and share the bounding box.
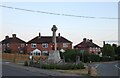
[2,61,81,76]
[2,61,97,78]
[1,61,95,78]
[91,61,120,77]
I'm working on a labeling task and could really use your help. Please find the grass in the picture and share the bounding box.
[57,67,98,77]
[56,68,88,76]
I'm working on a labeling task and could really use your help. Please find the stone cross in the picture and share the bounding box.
[51,25,57,51]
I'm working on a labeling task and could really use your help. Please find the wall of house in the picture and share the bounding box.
[27,43,53,53]
[75,47,101,54]
[2,43,26,53]
[89,47,101,54]
[57,43,72,50]
[27,42,72,53]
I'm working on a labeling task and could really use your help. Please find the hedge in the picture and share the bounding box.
[32,62,85,70]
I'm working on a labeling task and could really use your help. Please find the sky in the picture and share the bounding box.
[0,2,119,47]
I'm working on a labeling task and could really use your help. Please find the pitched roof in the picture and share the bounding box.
[2,37,26,44]
[27,36,72,44]
[74,39,100,48]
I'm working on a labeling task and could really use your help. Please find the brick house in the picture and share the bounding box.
[74,38,101,54]
[27,33,72,55]
[2,34,26,53]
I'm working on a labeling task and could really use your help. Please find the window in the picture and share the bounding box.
[21,43,25,47]
[42,43,48,48]
[92,47,95,52]
[42,51,48,56]
[31,43,36,48]
[98,48,101,51]
[7,43,9,47]
[89,47,92,51]
[63,43,69,48]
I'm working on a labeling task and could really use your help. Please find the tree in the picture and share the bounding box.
[63,49,79,62]
[102,44,115,57]
[117,46,120,56]
[112,44,117,55]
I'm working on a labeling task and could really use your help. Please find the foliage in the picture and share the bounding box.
[89,54,100,62]
[62,49,101,63]
[4,48,11,53]
[100,56,111,62]
[116,46,120,56]
[41,62,85,70]
[102,44,115,57]
[24,60,29,66]
[63,49,79,62]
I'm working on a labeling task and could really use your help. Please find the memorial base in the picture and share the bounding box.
[47,50,61,64]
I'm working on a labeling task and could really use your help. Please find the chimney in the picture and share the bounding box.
[83,38,86,42]
[12,34,16,38]
[38,32,41,38]
[103,41,105,46]
[90,39,93,43]
[5,36,9,39]
[58,33,61,38]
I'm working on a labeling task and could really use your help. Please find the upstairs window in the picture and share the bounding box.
[63,43,69,48]
[98,48,101,51]
[21,43,25,47]
[31,43,36,48]
[42,43,48,48]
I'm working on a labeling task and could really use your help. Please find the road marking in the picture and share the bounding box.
[4,62,11,64]
[95,64,100,68]
[115,64,120,70]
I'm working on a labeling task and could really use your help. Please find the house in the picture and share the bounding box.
[74,38,101,54]
[2,34,26,53]
[27,33,72,55]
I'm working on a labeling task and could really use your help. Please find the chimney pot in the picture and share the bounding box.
[5,36,9,39]
[58,33,61,37]
[90,39,93,42]
[39,32,41,37]
[38,32,41,38]
[83,38,86,41]
[12,34,16,38]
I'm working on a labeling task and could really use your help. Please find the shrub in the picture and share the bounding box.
[101,56,111,62]
[41,63,85,70]
[24,60,29,66]
[63,49,79,62]
[90,54,100,62]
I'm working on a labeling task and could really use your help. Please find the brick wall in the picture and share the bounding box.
[27,43,72,53]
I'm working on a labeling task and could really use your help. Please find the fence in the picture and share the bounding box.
[2,53,47,63]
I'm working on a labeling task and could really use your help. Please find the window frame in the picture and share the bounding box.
[42,43,48,48]
[21,43,25,47]
[31,43,37,48]
[63,43,69,48]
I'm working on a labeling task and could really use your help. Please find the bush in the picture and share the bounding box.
[114,55,120,60]
[90,54,100,62]
[41,63,85,70]
[24,60,29,66]
[101,56,111,62]
[63,49,79,62]
[4,48,11,53]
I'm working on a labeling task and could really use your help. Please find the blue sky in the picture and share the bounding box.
[0,2,118,46]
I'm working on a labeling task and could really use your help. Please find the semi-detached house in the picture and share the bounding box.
[27,33,72,55]
[2,34,26,53]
